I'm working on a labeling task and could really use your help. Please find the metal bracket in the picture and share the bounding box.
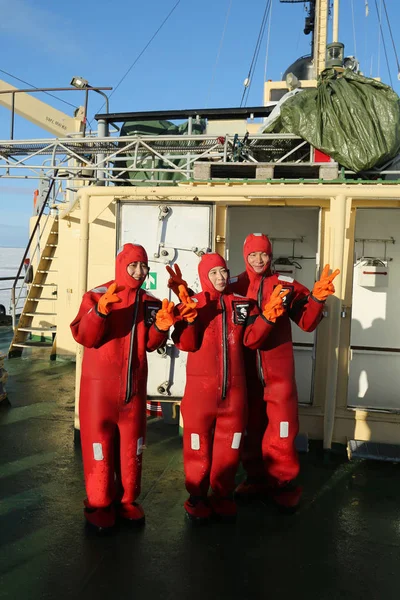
[355,237,395,263]
[157,380,171,396]
[268,236,305,260]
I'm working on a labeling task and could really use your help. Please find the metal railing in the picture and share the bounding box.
[0,85,112,140]
[1,132,399,185]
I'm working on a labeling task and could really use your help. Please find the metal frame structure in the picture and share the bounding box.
[1,132,400,187]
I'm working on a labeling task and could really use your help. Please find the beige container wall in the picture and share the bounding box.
[56,198,117,358]
[56,186,400,446]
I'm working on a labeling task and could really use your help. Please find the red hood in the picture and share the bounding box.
[116,243,148,290]
[243,233,272,283]
[198,253,228,299]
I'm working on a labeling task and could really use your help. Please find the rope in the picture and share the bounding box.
[350,0,357,58]
[96,0,181,113]
[205,0,233,108]
[0,68,78,109]
[374,0,393,87]
[240,0,272,107]
[382,0,400,77]
[263,0,274,98]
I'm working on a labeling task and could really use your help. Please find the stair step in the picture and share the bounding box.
[37,270,57,274]
[12,341,53,349]
[18,326,57,333]
[41,257,58,261]
[26,298,56,302]
[46,244,57,247]
[31,283,57,287]
[25,312,57,316]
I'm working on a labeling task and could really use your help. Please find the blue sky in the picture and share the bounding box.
[1,0,400,247]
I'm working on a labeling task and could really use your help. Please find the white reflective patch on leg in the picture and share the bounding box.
[231,432,242,449]
[93,443,104,461]
[137,437,144,455]
[280,422,289,438]
[191,433,200,450]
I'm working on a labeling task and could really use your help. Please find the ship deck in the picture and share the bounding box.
[1,325,399,600]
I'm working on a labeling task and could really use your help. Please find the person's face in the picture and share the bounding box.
[127,261,149,281]
[247,251,270,273]
[208,266,229,292]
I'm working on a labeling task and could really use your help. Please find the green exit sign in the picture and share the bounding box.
[142,272,157,290]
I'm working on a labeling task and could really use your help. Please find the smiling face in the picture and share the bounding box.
[208,266,229,292]
[247,251,270,274]
[127,261,149,282]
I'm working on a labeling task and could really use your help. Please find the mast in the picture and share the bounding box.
[313,0,330,76]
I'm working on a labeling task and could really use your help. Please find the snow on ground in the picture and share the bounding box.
[0,248,26,314]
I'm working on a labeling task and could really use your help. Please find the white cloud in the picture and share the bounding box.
[0,0,81,56]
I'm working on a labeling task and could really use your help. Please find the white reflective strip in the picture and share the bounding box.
[91,286,108,293]
[229,276,239,283]
[93,443,104,461]
[280,422,289,438]
[88,307,93,314]
[231,432,242,449]
[191,433,200,450]
[253,233,262,236]
[137,437,144,455]
[278,275,294,283]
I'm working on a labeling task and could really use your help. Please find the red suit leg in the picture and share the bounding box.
[210,387,246,497]
[241,377,267,480]
[79,378,118,508]
[262,375,300,484]
[181,396,215,497]
[118,393,147,505]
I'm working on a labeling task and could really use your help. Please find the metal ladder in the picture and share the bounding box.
[8,216,58,358]
[8,175,60,359]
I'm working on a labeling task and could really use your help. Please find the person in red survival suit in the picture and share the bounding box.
[167,237,339,511]
[70,243,177,532]
[230,233,340,510]
[171,252,285,522]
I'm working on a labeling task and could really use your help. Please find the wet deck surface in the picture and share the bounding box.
[1,325,400,600]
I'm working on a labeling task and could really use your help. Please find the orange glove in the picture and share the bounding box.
[263,284,289,323]
[166,264,188,298]
[155,299,176,331]
[97,282,125,315]
[312,264,340,301]
[177,284,198,323]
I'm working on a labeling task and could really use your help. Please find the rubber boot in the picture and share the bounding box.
[184,496,212,523]
[117,501,145,525]
[83,500,116,533]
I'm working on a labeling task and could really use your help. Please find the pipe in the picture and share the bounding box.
[74,190,90,431]
[332,0,339,43]
[323,193,348,449]
[59,184,400,219]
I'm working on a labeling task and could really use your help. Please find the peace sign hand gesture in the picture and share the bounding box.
[312,264,340,302]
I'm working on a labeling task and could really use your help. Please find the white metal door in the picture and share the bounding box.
[119,201,212,398]
[226,206,320,404]
[348,208,400,410]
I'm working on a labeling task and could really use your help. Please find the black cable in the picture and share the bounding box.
[374,0,393,87]
[96,0,181,114]
[0,68,79,109]
[381,0,400,73]
[240,0,272,107]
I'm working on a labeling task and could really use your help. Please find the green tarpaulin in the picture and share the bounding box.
[264,69,400,173]
[116,119,205,185]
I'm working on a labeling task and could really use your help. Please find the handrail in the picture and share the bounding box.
[11,172,58,328]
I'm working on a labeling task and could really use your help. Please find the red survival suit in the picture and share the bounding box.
[231,234,325,494]
[70,244,167,524]
[172,253,272,519]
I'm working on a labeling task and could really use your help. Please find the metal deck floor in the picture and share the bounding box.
[1,326,400,600]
